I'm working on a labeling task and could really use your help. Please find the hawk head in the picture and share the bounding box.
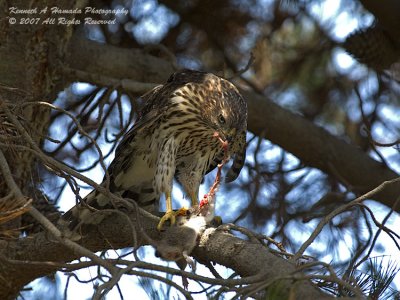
[168,70,248,182]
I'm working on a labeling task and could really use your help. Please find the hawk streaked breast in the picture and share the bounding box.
[62,69,247,232]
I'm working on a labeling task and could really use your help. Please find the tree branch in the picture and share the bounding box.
[65,28,177,86]
[0,207,358,300]
[243,90,400,210]
[65,32,400,211]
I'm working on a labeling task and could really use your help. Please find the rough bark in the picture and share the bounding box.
[0,0,86,237]
[65,29,176,87]
[0,210,355,300]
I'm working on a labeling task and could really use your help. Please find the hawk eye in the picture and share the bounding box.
[218,114,226,125]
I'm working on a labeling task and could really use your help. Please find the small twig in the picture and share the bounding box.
[352,197,400,270]
[218,223,261,244]
[228,52,255,80]
[354,86,390,166]
[0,147,117,275]
[0,256,95,271]
[203,261,223,279]
[1,101,150,220]
[354,86,399,147]
[20,101,111,192]
[127,269,193,300]
[369,138,400,147]
[293,177,400,261]
[94,261,136,300]
[241,259,365,299]
[0,198,32,223]
[259,235,287,254]
[130,260,266,287]
[0,83,30,95]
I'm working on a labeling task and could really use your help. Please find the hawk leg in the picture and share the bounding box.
[171,193,198,219]
[157,192,178,230]
[190,192,198,207]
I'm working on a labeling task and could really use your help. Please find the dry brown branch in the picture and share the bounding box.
[0,106,361,298]
[293,177,400,261]
[0,207,361,300]
[0,147,118,272]
[353,198,400,269]
[1,100,158,223]
[64,33,400,211]
[0,197,32,226]
[0,107,370,299]
[21,101,111,185]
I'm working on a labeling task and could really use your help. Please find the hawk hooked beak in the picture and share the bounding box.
[224,128,237,144]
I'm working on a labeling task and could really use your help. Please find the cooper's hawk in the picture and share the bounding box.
[61,69,247,233]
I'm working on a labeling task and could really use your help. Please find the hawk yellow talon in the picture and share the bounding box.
[157,210,177,231]
[176,207,189,216]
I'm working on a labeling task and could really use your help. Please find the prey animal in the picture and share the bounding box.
[149,135,230,288]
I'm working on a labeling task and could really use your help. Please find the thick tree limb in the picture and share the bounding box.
[65,33,400,211]
[0,209,357,300]
[243,90,400,209]
[65,29,177,87]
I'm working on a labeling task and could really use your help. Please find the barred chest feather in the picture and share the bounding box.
[61,70,247,234]
[157,93,225,195]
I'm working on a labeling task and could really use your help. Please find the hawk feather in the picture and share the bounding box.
[60,70,247,235]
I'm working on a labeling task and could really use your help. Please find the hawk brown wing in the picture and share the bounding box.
[60,70,247,235]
